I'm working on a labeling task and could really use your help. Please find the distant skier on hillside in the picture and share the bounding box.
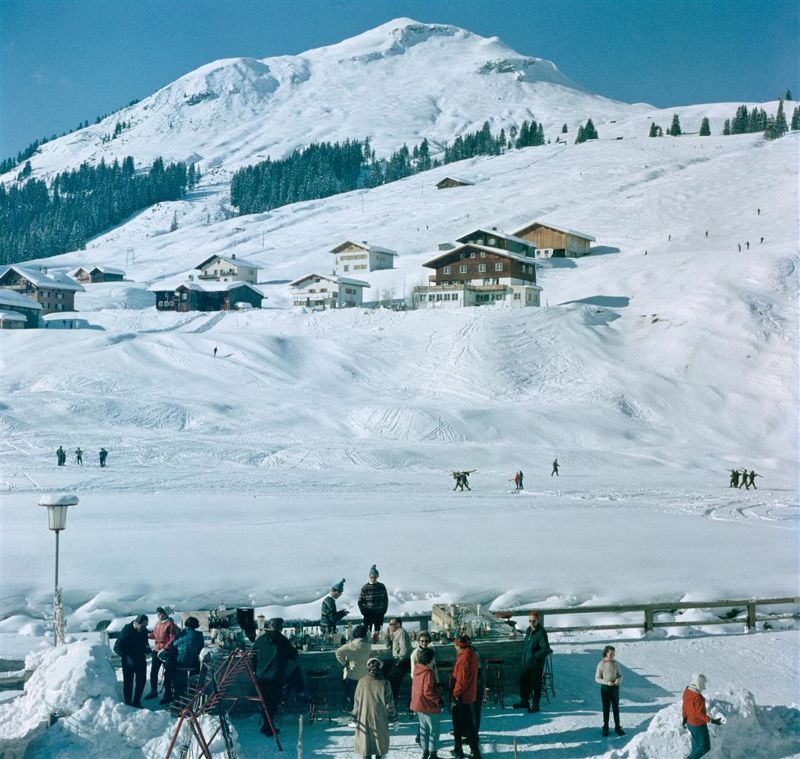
[213,346,218,357]
[75,447,83,465]
[99,448,108,467]
[551,459,559,476]
[745,470,760,489]
[452,471,474,491]
[56,446,66,466]
[513,471,521,491]
[518,470,524,490]
[729,470,740,488]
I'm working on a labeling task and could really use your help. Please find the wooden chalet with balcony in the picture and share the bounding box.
[0,289,43,328]
[0,265,85,315]
[413,228,541,309]
[513,221,596,258]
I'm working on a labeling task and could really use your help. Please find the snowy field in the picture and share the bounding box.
[1,20,799,755]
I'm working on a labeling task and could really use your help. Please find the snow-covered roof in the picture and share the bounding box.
[71,266,126,276]
[455,228,536,249]
[38,493,79,506]
[436,176,475,186]
[289,273,370,288]
[0,289,43,310]
[330,240,398,256]
[0,266,85,292]
[148,277,264,296]
[513,220,596,242]
[423,243,539,268]
[196,254,260,271]
[0,309,28,321]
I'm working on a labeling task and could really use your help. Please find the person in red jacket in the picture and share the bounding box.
[145,606,178,704]
[449,635,482,759]
[682,673,722,759]
[411,646,442,759]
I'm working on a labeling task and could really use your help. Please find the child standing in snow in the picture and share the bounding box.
[595,645,625,737]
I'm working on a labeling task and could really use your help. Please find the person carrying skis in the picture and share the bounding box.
[551,459,559,476]
[513,472,521,491]
[746,470,760,489]
[729,470,740,488]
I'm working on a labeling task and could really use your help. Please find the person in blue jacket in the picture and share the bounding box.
[172,616,205,699]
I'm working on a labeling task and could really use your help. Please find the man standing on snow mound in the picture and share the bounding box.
[358,565,389,636]
[682,673,722,759]
[145,606,178,705]
[115,614,150,708]
[513,610,552,713]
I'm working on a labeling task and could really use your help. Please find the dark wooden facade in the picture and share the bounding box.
[154,284,263,312]
[436,177,474,189]
[425,245,537,286]
[73,267,124,284]
[0,269,78,314]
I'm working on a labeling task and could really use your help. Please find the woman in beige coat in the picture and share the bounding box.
[352,658,397,758]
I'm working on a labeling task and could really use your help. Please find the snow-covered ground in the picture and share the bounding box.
[1,18,798,758]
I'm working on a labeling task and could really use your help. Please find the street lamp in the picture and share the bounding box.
[38,493,78,646]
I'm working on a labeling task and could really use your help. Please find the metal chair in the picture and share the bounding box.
[485,657,506,707]
[306,669,332,724]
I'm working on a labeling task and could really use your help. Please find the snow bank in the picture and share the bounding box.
[603,689,800,758]
[0,640,219,758]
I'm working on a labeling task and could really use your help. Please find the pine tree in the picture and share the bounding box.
[170,211,178,232]
[576,118,598,143]
[791,106,800,131]
[785,89,792,101]
[774,99,788,137]
[649,122,660,137]
[575,124,585,144]
[561,123,568,133]
[699,117,711,136]
[723,119,731,136]
[668,113,682,136]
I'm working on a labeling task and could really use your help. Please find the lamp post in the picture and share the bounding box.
[38,493,78,646]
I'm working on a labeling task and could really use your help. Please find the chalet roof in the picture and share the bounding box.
[423,243,539,269]
[436,176,475,187]
[195,254,260,271]
[148,277,264,296]
[71,265,126,276]
[0,265,85,292]
[455,228,536,249]
[512,220,596,242]
[0,309,28,322]
[0,289,43,310]
[330,240,398,256]
[289,273,370,288]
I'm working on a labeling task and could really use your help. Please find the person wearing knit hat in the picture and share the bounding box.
[321,579,349,634]
[682,673,722,758]
[352,656,397,758]
[358,566,388,636]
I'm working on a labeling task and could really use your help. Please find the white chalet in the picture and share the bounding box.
[196,254,259,284]
[289,274,370,309]
[331,241,397,275]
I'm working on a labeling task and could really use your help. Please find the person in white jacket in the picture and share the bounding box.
[595,645,625,737]
[336,624,371,710]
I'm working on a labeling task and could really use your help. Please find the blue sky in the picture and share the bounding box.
[1,0,797,158]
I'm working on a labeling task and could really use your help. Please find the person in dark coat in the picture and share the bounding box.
[746,470,760,489]
[172,616,205,699]
[252,618,299,737]
[99,448,108,467]
[358,566,389,635]
[115,614,150,707]
[56,446,66,466]
[320,579,348,634]
[513,610,552,713]
[74,447,83,465]
[551,459,559,476]
[729,469,740,488]
[450,635,482,759]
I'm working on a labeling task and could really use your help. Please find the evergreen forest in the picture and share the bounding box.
[0,157,194,265]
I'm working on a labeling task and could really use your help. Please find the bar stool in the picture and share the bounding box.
[485,658,506,708]
[306,669,332,724]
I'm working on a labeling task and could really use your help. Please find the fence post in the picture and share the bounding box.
[746,602,757,631]
[644,609,654,633]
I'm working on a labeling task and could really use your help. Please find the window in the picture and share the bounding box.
[57,291,64,299]
[444,266,451,274]
[459,265,468,273]
[470,251,476,259]
[478,264,487,273]
[436,294,443,301]
[419,294,427,301]
[495,262,504,271]
[514,293,521,300]
[480,251,486,258]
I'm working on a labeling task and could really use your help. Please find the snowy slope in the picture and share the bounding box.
[6,18,650,182]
